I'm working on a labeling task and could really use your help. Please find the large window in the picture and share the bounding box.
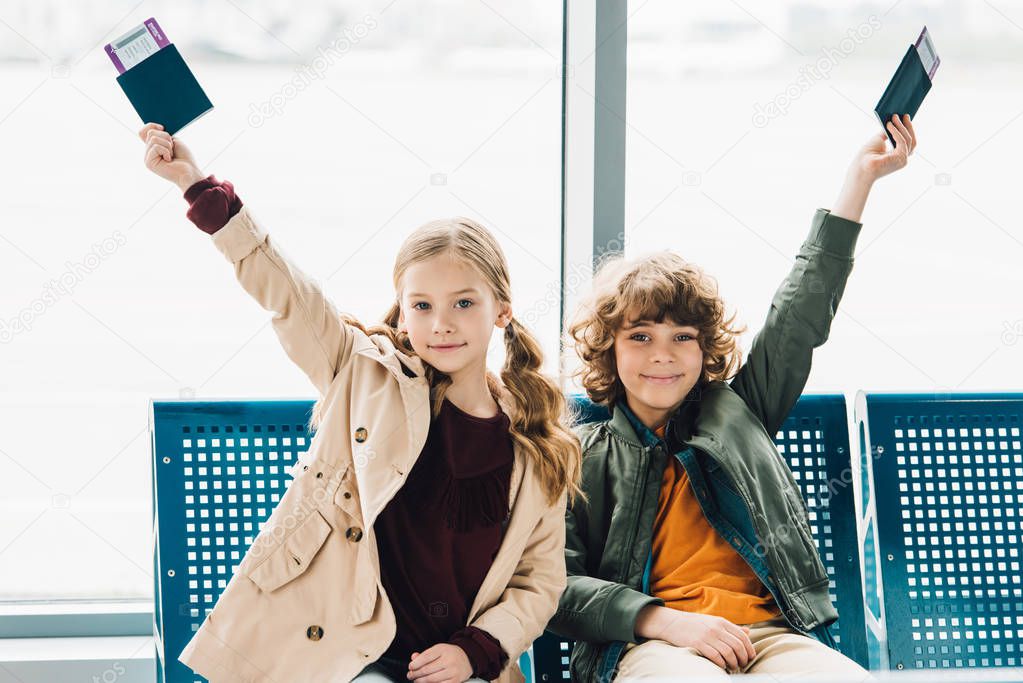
[5,0,1021,613]
[0,0,563,601]
[624,3,1023,394]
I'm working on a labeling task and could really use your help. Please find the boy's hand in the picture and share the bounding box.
[651,608,757,673]
[138,123,205,191]
[831,113,918,222]
[407,644,473,683]
[851,113,917,183]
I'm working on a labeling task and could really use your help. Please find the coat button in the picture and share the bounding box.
[346,526,364,542]
[343,491,352,499]
[306,625,324,641]
[354,427,368,443]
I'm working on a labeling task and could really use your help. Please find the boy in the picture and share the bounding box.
[551,115,918,681]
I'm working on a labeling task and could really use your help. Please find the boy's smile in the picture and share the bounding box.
[640,372,683,384]
[614,313,703,430]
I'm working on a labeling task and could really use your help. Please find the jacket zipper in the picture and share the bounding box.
[597,444,653,681]
[619,445,652,584]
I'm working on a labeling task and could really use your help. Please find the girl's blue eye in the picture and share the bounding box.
[412,302,429,311]
[456,299,473,309]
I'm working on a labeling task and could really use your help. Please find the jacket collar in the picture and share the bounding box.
[606,401,651,449]
[616,400,662,449]
[609,395,700,452]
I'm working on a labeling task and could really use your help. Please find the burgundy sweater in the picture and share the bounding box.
[183,177,511,679]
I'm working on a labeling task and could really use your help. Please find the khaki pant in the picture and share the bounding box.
[616,616,874,682]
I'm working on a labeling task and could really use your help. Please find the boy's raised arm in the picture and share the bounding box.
[727,208,861,436]
[730,114,918,434]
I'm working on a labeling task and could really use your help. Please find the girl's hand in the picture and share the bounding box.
[656,610,756,673]
[852,113,917,183]
[138,123,205,191]
[407,644,474,683]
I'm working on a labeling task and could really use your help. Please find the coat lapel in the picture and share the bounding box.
[465,384,533,623]
[349,333,431,530]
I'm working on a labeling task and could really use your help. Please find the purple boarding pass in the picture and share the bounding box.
[104,17,171,74]
[913,26,940,81]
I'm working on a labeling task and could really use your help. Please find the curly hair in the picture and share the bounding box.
[566,251,747,408]
[307,217,583,508]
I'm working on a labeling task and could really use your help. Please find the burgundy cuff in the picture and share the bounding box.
[448,626,508,680]
[183,174,244,235]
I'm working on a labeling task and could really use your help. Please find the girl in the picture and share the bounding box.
[138,123,582,683]
[551,115,919,681]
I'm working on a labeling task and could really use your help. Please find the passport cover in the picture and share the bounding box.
[874,44,931,148]
[116,43,213,135]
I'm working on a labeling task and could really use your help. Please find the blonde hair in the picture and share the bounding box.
[567,251,746,408]
[308,217,582,507]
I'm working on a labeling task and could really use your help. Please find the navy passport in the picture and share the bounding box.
[116,44,213,135]
[874,44,933,148]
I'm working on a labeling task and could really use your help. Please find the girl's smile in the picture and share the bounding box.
[430,342,467,352]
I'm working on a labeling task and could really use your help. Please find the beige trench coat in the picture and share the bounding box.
[178,206,568,682]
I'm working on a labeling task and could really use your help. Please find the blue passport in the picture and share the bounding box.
[874,27,939,148]
[115,43,213,135]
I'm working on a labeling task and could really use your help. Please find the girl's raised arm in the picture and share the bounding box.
[139,123,355,397]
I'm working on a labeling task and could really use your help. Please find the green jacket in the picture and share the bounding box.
[549,208,862,682]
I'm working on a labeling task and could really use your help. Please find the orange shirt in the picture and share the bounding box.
[649,423,780,625]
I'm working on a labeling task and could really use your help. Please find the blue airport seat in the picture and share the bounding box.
[151,393,866,682]
[151,399,315,683]
[527,393,868,680]
[150,398,536,682]
[856,392,1023,671]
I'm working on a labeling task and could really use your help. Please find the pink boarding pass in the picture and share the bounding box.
[104,18,170,74]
